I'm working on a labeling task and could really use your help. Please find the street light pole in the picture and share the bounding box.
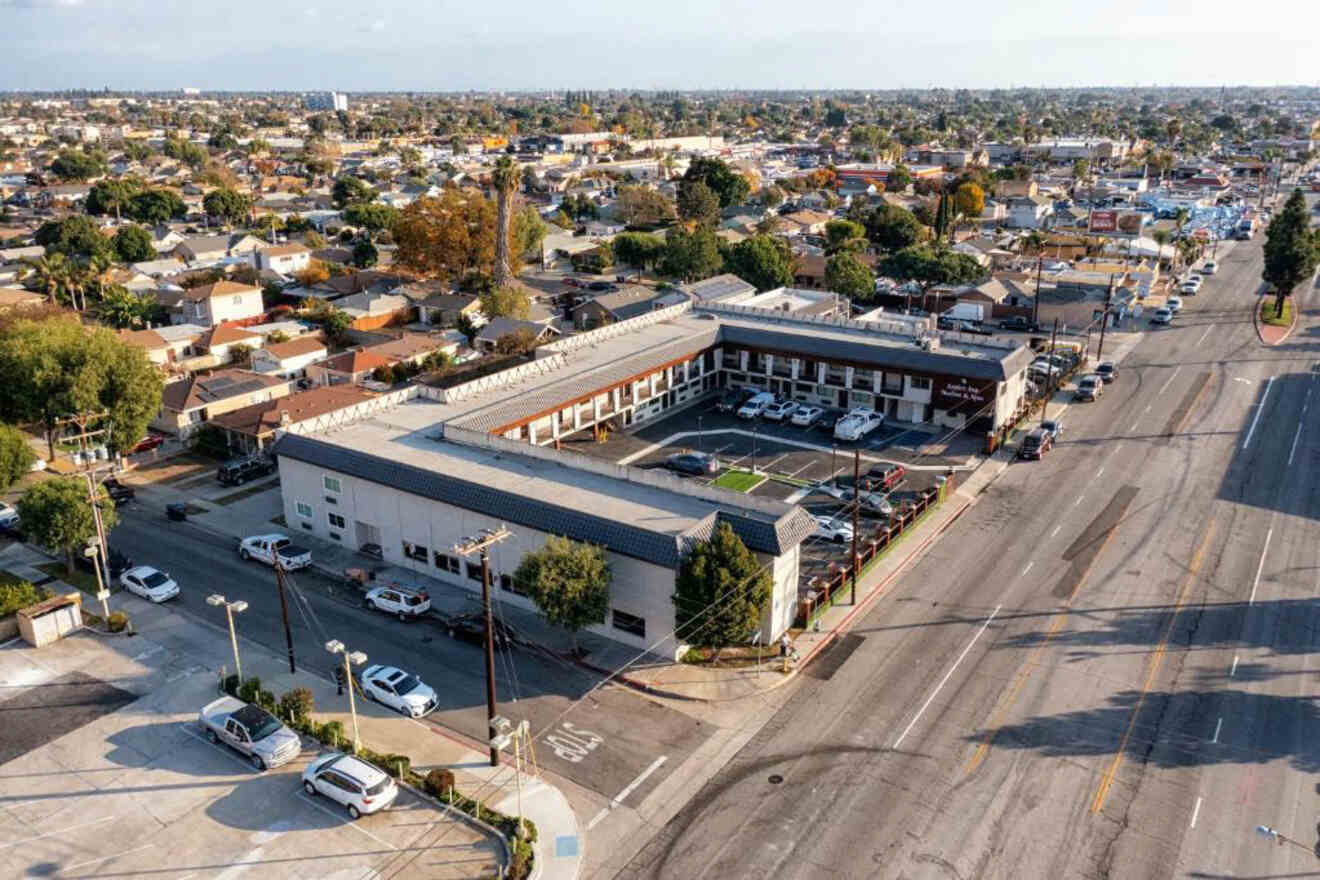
[455,526,513,768]
[1097,275,1114,362]
[207,595,248,683]
[325,640,367,753]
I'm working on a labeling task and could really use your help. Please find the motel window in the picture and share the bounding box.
[612,609,646,638]
[434,551,461,574]
[327,512,346,529]
[883,373,903,393]
[403,541,428,562]
[323,475,342,493]
[295,502,313,519]
[467,561,483,582]
[500,573,528,597]
[909,376,932,391]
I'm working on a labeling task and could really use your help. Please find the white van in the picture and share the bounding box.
[737,392,776,419]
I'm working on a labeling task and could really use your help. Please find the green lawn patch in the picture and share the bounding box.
[713,469,766,493]
[35,562,105,596]
[1261,297,1293,327]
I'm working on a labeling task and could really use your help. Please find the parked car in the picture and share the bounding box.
[1018,429,1053,460]
[1150,307,1173,325]
[237,534,312,570]
[364,584,431,621]
[1095,361,1116,383]
[302,752,398,820]
[1180,281,1199,295]
[790,404,825,427]
[77,546,132,579]
[1182,274,1204,291]
[217,456,276,487]
[1075,374,1104,401]
[199,696,301,771]
[119,565,179,603]
[1201,260,1218,275]
[665,452,718,476]
[102,477,135,506]
[952,320,994,336]
[833,408,883,442]
[358,542,383,560]
[165,502,189,522]
[1166,295,1183,313]
[999,316,1041,332]
[814,515,854,544]
[737,392,776,419]
[0,502,18,531]
[448,613,518,649]
[762,400,800,422]
[865,463,906,491]
[586,281,617,292]
[715,387,753,413]
[1040,419,1063,441]
[815,409,844,432]
[358,664,438,718]
[130,435,165,454]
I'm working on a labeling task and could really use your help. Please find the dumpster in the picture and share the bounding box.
[17,593,83,647]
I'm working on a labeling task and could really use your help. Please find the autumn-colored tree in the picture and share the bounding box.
[392,188,498,285]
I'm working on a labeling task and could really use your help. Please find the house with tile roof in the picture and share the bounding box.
[251,335,329,378]
[173,280,264,327]
[152,369,290,438]
[255,243,311,276]
[210,385,376,453]
[304,348,394,387]
[198,324,263,362]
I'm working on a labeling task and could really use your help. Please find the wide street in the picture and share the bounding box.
[106,509,712,808]
[615,210,1320,878]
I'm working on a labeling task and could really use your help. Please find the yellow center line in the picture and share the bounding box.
[1090,517,1218,815]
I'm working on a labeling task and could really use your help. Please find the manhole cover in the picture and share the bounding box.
[768,774,783,784]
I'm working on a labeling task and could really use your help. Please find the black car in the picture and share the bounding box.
[999,316,1042,332]
[586,281,617,292]
[1095,361,1117,383]
[216,456,276,486]
[665,452,718,476]
[165,502,188,522]
[815,409,845,432]
[77,547,132,580]
[448,614,518,649]
[715,387,754,413]
[102,477,136,506]
[1018,429,1052,461]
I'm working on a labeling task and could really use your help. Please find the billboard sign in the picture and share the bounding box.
[1089,210,1118,232]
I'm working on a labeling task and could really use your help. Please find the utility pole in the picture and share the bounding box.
[1032,254,1044,327]
[455,526,513,768]
[850,448,860,605]
[1043,317,1059,425]
[1097,275,1114,362]
[273,560,296,674]
[57,411,114,613]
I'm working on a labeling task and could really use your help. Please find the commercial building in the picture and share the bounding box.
[304,91,348,112]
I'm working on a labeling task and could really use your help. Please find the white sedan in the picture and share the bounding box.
[762,400,800,422]
[119,566,180,602]
[359,665,438,718]
[814,515,854,544]
[790,404,825,427]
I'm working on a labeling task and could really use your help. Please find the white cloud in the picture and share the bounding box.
[361,18,386,32]
[2,0,85,7]
[303,6,318,17]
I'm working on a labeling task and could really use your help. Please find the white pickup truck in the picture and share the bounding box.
[198,696,301,770]
[833,408,884,442]
[237,534,312,570]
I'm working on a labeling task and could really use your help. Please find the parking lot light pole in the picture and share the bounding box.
[207,595,248,683]
[325,640,367,753]
[851,449,860,605]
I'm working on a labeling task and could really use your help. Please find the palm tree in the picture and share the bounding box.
[1151,229,1171,267]
[85,252,113,304]
[1173,208,1190,270]
[26,253,71,306]
[490,155,519,288]
[1023,230,1046,258]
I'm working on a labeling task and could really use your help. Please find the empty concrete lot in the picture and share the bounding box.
[0,633,500,880]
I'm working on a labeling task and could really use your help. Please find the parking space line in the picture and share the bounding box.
[1190,796,1203,828]
[296,792,398,850]
[1020,561,1034,576]
[63,843,156,871]
[0,815,113,850]
[1050,525,1061,538]
[1212,717,1223,744]
[180,726,263,771]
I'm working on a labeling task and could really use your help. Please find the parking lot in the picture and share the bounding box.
[0,632,501,880]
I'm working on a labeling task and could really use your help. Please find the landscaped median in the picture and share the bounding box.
[218,673,534,879]
[1260,297,1292,327]
[712,468,766,492]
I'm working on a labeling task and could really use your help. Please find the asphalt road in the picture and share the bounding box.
[617,218,1320,878]
[105,509,710,805]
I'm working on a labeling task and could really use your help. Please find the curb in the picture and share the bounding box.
[396,777,516,878]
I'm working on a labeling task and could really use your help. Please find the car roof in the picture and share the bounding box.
[325,753,388,786]
[124,565,159,578]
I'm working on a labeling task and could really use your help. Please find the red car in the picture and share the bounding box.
[562,277,583,288]
[131,435,164,454]
[866,463,906,491]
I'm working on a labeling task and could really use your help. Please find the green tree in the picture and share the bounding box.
[681,157,751,208]
[1262,188,1320,316]
[331,176,375,209]
[491,155,520,287]
[0,424,36,491]
[97,285,157,329]
[163,137,207,168]
[311,307,353,343]
[759,185,785,209]
[128,189,186,224]
[35,216,112,261]
[112,225,155,263]
[660,225,722,282]
[25,253,74,305]
[615,185,675,227]
[0,316,164,460]
[351,239,379,268]
[613,231,665,271]
[723,234,794,291]
[673,521,771,647]
[341,202,399,238]
[49,148,107,182]
[879,245,986,303]
[859,204,926,253]
[513,536,611,652]
[825,253,875,299]
[479,285,531,320]
[824,219,866,255]
[511,205,548,264]
[86,179,140,218]
[17,477,118,574]
[677,180,720,226]
[202,188,251,225]
[886,164,912,191]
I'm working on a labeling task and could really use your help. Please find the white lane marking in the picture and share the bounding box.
[295,792,398,850]
[1074,495,1084,507]
[1249,528,1273,606]
[1212,717,1223,744]
[1242,376,1275,449]
[1288,421,1304,466]
[893,605,1002,750]
[0,815,113,850]
[1196,324,1215,346]
[586,755,668,830]
[1050,525,1062,538]
[1230,655,1239,677]
[1130,420,1141,433]
[63,843,156,871]
[1144,404,1152,413]
[1190,796,1203,828]
[1157,366,1183,396]
[0,636,19,649]
[1021,561,1034,576]
[1096,467,1104,479]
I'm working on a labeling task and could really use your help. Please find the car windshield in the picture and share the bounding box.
[247,713,283,740]
[143,572,170,588]
[393,674,422,695]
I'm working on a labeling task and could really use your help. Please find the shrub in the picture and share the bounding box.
[221,673,240,697]
[0,580,46,617]
[237,677,262,704]
[256,689,277,713]
[278,687,315,723]
[424,768,456,798]
[107,611,129,632]
[319,720,345,748]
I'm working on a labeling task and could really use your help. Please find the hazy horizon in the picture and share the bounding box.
[2,0,1318,92]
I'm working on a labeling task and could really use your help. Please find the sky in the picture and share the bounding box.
[1,0,1318,92]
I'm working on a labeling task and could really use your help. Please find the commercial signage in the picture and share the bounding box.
[934,376,994,406]
[1116,212,1144,234]
[1089,210,1118,232]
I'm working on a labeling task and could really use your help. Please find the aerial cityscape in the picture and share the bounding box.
[0,4,1319,878]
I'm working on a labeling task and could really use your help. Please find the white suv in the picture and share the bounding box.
[359,665,438,717]
[302,753,398,819]
[364,585,431,622]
